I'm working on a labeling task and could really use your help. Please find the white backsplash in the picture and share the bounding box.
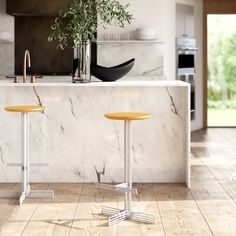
[97,42,164,76]
[96,0,165,77]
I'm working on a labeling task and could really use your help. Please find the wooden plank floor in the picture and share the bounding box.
[0,128,236,235]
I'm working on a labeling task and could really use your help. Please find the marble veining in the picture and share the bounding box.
[69,98,76,117]
[143,66,163,76]
[0,146,4,164]
[74,168,85,179]
[33,86,43,108]
[95,164,106,183]
[166,87,181,117]
[0,81,190,186]
[97,43,164,76]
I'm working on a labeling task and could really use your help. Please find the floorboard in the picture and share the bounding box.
[0,129,236,235]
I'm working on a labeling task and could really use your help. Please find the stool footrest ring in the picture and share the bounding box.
[95,183,137,194]
[30,163,49,167]
[7,163,22,167]
[7,163,49,167]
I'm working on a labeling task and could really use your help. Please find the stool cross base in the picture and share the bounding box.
[102,206,155,225]
[97,113,155,226]
[0,106,54,205]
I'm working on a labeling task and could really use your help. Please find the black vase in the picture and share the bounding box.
[91,58,135,82]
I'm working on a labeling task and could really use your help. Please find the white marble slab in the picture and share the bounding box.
[97,42,164,76]
[0,79,190,186]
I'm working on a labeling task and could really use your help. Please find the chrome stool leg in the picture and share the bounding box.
[125,120,132,215]
[98,120,155,225]
[0,112,54,205]
[18,112,54,205]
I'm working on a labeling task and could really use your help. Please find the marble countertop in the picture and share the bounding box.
[0,76,190,185]
[0,76,189,87]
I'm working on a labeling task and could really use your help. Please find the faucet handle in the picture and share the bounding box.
[35,75,43,79]
[30,76,36,83]
[14,76,20,83]
[6,75,20,83]
[30,75,43,83]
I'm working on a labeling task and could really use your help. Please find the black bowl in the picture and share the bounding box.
[91,58,135,82]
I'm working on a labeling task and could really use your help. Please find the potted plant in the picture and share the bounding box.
[48,0,132,83]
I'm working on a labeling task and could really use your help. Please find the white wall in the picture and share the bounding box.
[98,0,203,130]
[176,3,194,37]
[176,0,203,131]
[0,0,14,75]
[0,0,203,130]
[164,0,203,131]
[0,0,14,40]
[160,0,203,131]
[97,0,165,41]
[97,0,165,76]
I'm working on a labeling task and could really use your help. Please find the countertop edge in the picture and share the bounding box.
[0,80,190,87]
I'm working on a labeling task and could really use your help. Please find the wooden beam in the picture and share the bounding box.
[204,0,236,14]
[6,0,70,16]
[203,0,208,129]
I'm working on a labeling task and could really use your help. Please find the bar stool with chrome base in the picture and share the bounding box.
[97,112,155,226]
[0,106,54,205]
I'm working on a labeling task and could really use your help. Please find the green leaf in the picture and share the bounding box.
[48,0,132,49]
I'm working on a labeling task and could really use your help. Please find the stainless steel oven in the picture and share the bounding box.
[176,36,198,120]
[178,52,195,75]
[177,36,197,75]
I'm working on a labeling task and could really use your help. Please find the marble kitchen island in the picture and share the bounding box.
[0,77,190,187]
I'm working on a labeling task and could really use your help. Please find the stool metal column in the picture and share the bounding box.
[0,106,54,205]
[97,112,155,226]
[124,119,133,216]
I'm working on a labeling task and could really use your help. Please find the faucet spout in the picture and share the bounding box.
[23,50,31,83]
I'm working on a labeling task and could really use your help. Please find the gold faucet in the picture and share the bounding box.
[6,50,42,83]
[23,50,31,83]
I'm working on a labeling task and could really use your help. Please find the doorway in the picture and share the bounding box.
[207,14,236,127]
[203,0,236,128]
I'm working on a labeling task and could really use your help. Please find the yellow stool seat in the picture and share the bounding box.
[104,112,151,121]
[5,106,45,113]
